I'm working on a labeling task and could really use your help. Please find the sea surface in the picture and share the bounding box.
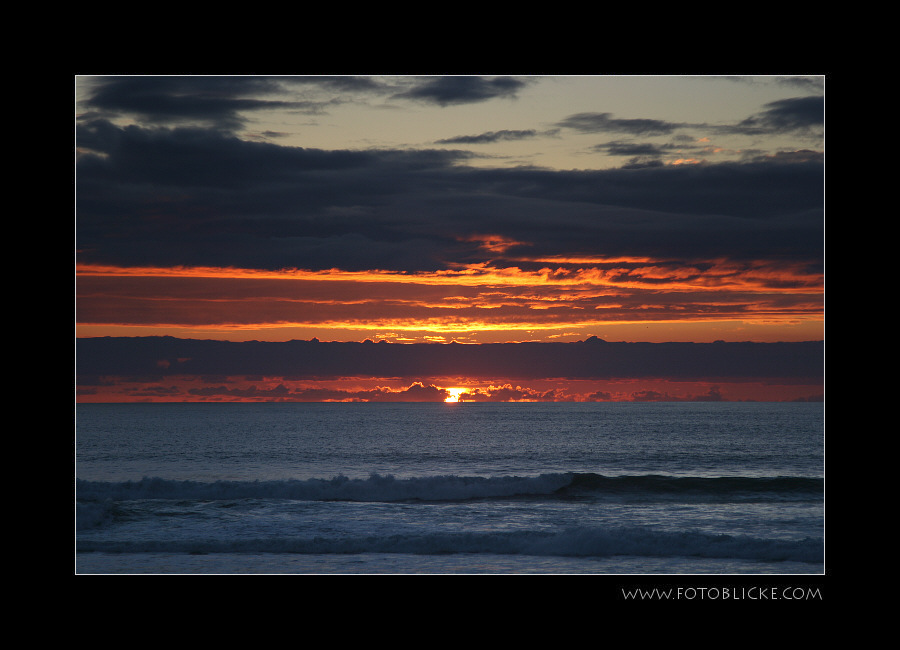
[74,401,825,575]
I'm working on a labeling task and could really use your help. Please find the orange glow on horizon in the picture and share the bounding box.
[76,260,824,343]
[75,375,824,404]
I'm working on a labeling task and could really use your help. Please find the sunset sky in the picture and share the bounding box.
[75,75,825,403]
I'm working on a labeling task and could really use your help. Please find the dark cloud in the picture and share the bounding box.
[732,96,825,135]
[558,112,687,135]
[630,387,726,402]
[76,119,823,272]
[436,129,539,144]
[80,76,332,131]
[589,140,697,169]
[393,76,528,106]
[558,95,824,139]
[592,141,683,156]
[287,76,391,93]
[79,76,535,133]
[76,337,825,382]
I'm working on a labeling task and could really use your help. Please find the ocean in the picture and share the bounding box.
[74,401,825,576]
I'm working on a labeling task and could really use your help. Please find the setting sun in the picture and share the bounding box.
[444,388,467,403]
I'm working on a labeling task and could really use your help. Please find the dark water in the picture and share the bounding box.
[75,401,824,574]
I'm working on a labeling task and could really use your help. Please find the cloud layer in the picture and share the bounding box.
[75,76,825,350]
[76,119,823,273]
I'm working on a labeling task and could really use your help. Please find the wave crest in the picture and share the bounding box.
[76,472,823,504]
[75,473,573,503]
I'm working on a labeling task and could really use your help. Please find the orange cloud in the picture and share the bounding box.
[458,233,531,254]
[76,259,823,341]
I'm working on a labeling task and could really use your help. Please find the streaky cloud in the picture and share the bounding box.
[436,129,540,144]
[558,112,687,135]
[735,96,825,134]
[80,76,327,131]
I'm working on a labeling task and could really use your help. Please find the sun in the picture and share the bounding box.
[444,387,467,403]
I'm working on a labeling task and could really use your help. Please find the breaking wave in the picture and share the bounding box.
[75,472,823,504]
